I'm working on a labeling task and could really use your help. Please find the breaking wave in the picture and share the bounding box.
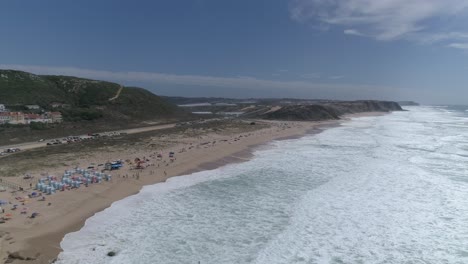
[57,106,468,264]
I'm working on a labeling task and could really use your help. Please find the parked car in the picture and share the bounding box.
[6,148,20,153]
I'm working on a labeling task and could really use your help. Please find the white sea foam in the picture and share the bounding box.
[56,106,468,264]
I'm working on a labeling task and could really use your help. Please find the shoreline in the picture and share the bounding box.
[0,113,385,263]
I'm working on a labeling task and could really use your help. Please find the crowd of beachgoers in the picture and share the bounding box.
[0,149,182,224]
[0,118,352,263]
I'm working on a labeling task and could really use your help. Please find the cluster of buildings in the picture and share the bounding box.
[0,104,63,125]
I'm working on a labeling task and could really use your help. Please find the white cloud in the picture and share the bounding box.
[330,75,345,80]
[414,32,468,44]
[0,64,401,100]
[344,29,365,37]
[447,43,468,49]
[290,0,468,42]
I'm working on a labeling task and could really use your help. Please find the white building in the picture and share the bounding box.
[25,105,40,110]
[0,112,25,124]
[0,112,10,123]
[0,104,6,112]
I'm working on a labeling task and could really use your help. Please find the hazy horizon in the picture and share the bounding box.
[2,0,468,104]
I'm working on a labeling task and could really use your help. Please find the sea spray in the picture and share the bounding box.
[57,106,468,264]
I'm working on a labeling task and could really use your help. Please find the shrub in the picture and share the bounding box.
[61,108,103,121]
[29,122,48,130]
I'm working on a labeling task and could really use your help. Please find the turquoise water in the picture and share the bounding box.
[57,106,468,264]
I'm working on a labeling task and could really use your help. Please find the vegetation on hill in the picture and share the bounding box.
[242,101,402,121]
[0,70,67,106]
[166,96,404,121]
[0,70,185,122]
[107,87,180,120]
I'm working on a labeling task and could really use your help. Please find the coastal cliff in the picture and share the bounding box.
[242,100,403,121]
[249,105,341,121]
[323,100,403,115]
[164,96,403,122]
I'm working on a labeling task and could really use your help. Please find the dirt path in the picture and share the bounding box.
[0,123,177,152]
[108,85,123,101]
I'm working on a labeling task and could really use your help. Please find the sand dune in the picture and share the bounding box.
[0,114,380,263]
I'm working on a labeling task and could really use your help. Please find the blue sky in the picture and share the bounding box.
[1,0,468,104]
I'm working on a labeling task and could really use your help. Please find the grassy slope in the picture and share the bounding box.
[0,70,68,106]
[43,75,120,106]
[0,70,183,120]
[0,70,189,145]
[109,87,180,119]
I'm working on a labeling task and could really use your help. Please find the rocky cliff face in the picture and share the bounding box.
[324,100,403,115]
[261,105,341,121]
[398,101,419,106]
[243,100,403,121]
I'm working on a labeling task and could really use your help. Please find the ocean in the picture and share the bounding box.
[56,106,468,264]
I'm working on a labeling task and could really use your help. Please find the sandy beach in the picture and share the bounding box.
[0,113,381,264]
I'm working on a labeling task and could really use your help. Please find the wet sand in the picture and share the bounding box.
[0,113,383,264]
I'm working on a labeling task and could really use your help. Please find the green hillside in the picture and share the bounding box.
[0,70,184,121]
[0,70,68,106]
